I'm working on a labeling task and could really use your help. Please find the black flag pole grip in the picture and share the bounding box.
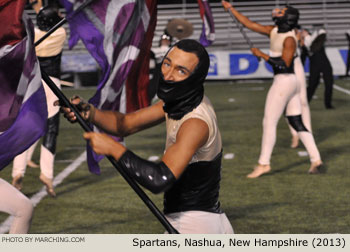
[40,69,179,234]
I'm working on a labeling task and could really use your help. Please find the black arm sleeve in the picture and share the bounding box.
[267,56,294,74]
[117,150,176,194]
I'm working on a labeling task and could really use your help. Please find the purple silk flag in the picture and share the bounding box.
[60,0,156,174]
[0,5,47,170]
[197,0,215,47]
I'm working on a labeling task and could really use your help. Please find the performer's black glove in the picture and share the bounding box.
[71,95,95,121]
[55,95,95,123]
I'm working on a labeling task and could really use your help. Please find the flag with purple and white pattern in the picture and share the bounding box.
[0,0,47,170]
[60,0,157,174]
[197,0,215,47]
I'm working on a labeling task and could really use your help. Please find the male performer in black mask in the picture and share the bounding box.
[59,39,233,234]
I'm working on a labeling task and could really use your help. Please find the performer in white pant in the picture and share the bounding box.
[287,55,312,148]
[166,211,233,234]
[222,2,322,177]
[0,178,33,233]
[258,66,319,166]
[12,4,66,197]
[12,78,61,197]
[287,28,313,148]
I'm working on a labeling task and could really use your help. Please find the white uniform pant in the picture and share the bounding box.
[0,178,33,233]
[258,74,321,165]
[12,141,55,179]
[12,77,60,180]
[165,211,234,234]
[288,57,312,135]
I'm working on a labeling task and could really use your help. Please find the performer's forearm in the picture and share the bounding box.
[91,109,129,137]
[229,7,254,30]
[251,48,269,61]
[228,6,271,35]
[89,101,165,138]
[259,53,270,62]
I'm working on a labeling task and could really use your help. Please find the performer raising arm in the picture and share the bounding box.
[58,39,233,234]
[222,1,322,177]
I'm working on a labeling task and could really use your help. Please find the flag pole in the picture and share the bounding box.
[224,2,260,61]
[36,0,179,234]
[35,0,94,47]
[227,10,254,49]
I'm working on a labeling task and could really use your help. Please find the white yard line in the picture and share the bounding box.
[0,152,86,234]
[248,87,265,91]
[224,153,235,160]
[148,156,159,161]
[334,84,350,95]
[298,151,309,157]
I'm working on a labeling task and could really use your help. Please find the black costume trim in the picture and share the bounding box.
[117,150,176,194]
[268,56,295,75]
[286,115,308,132]
[164,151,223,214]
[38,53,62,79]
[42,112,60,154]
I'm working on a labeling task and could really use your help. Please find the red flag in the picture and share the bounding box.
[126,0,157,112]
[0,0,26,47]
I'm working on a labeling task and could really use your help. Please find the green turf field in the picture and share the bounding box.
[1,79,349,234]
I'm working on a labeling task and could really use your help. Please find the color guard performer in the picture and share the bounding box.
[222,1,323,177]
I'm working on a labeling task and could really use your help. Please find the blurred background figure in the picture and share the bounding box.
[345,29,350,77]
[287,26,314,149]
[297,26,310,66]
[154,30,174,65]
[12,0,66,197]
[303,25,335,109]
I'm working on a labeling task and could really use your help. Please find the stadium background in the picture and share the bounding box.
[25,0,350,85]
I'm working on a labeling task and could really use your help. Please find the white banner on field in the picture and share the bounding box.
[207,47,349,80]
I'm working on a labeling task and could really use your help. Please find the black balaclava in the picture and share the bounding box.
[272,6,299,33]
[157,39,210,120]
